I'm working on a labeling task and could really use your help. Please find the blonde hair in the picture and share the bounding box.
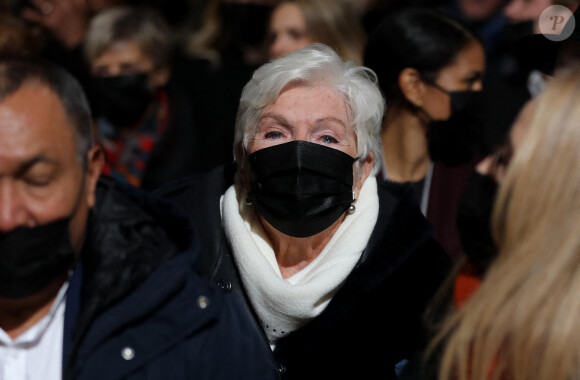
[283,0,366,65]
[430,64,580,380]
[182,0,222,66]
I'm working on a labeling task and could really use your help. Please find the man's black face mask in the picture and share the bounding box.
[247,140,355,238]
[0,217,76,298]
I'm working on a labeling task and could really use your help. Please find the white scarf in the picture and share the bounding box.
[221,177,379,345]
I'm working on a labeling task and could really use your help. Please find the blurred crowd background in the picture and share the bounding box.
[1,0,578,261]
[0,0,577,187]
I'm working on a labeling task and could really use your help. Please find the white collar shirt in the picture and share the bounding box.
[0,282,68,380]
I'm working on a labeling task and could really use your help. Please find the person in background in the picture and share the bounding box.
[0,56,277,380]
[174,0,279,173]
[17,0,122,50]
[435,4,580,347]
[442,0,509,61]
[514,4,580,76]
[85,6,197,189]
[428,64,580,380]
[9,0,127,103]
[504,0,578,31]
[0,14,43,56]
[267,0,366,64]
[397,87,537,380]
[482,2,579,170]
[157,44,451,379]
[364,7,486,262]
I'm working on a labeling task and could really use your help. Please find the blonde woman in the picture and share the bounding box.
[428,64,580,380]
[267,0,366,64]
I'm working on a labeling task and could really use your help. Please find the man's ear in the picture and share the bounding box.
[85,145,105,209]
[398,67,426,107]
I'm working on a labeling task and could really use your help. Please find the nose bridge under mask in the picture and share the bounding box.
[249,141,355,186]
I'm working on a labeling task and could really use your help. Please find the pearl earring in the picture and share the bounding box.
[348,191,356,214]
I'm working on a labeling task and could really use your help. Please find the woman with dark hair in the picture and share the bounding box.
[364,7,486,261]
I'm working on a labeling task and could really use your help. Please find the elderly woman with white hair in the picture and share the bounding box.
[85,6,197,189]
[158,44,451,379]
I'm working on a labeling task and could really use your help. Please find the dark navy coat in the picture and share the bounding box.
[63,177,278,380]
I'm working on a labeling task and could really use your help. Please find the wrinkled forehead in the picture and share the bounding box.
[272,81,354,123]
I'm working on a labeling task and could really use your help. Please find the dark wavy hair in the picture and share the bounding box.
[364,7,480,105]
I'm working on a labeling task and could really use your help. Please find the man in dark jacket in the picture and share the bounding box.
[0,56,277,380]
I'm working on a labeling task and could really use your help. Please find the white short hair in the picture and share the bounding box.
[234,43,385,177]
[84,6,173,69]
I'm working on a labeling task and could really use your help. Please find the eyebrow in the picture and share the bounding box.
[315,117,348,129]
[259,113,289,126]
[258,113,348,128]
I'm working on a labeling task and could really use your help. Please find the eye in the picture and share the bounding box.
[22,164,56,188]
[463,73,483,89]
[92,66,111,77]
[267,32,278,45]
[289,29,307,41]
[320,135,339,144]
[264,131,285,139]
[119,65,143,76]
[24,176,51,187]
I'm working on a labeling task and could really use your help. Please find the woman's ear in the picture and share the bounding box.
[398,68,425,107]
[353,153,374,198]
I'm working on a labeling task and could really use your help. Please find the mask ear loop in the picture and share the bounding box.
[419,74,451,95]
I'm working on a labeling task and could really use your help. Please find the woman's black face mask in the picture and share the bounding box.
[91,73,153,128]
[423,81,488,167]
[247,141,355,238]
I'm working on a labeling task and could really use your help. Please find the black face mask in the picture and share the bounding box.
[425,84,487,167]
[247,141,355,238]
[220,3,271,47]
[0,217,76,299]
[91,73,153,128]
[457,171,499,274]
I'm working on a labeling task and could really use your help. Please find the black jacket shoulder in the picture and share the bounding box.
[156,170,451,380]
[65,176,278,380]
